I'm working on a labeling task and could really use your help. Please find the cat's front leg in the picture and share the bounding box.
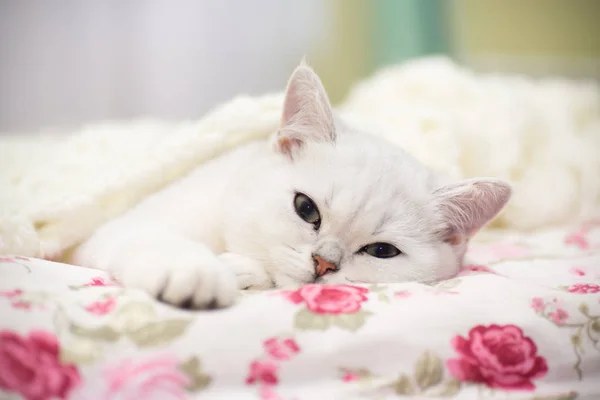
[71,222,237,309]
[219,252,273,290]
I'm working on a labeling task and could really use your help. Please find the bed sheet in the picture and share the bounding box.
[1,223,600,400]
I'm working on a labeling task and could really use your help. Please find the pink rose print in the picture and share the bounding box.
[85,297,117,315]
[0,330,80,400]
[246,360,279,385]
[259,386,284,400]
[447,324,548,391]
[458,264,497,277]
[264,337,300,361]
[0,289,23,298]
[11,300,32,310]
[78,355,189,400]
[342,372,359,382]
[0,256,30,263]
[246,336,302,399]
[395,290,412,298]
[569,267,586,276]
[285,284,369,314]
[530,297,545,313]
[434,291,459,296]
[84,276,117,287]
[568,283,600,294]
[565,231,589,250]
[548,309,569,324]
[0,289,45,311]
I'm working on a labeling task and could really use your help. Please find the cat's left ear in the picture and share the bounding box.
[274,61,336,157]
[433,178,512,244]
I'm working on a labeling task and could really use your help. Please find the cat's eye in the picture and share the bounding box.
[360,242,401,258]
[294,193,321,230]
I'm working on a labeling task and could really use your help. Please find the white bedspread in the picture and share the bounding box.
[2,222,599,400]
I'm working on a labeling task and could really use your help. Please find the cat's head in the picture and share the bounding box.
[227,62,511,288]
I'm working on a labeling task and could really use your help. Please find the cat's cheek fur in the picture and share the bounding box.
[268,244,316,287]
[219,157,318,287]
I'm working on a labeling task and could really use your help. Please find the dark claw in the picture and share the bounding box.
[206,299,219,310]
[157,292,166,303]
[180,297,194,310]
[156,276,170,303]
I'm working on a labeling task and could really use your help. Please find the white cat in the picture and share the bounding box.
[69,62,511,309]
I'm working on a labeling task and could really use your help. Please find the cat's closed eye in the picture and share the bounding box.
[359,242,401,258]
[294,192,321,230]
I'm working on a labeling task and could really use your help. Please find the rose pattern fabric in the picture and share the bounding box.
[1,287,48,311]
[84,297,117,315]
[83,276,118,287]
[1,222,599,399]
[0,330,80,400]
[457,264,498,277]
[565,231,590,250]
[447,324,548,390]
[263,337,300,361]
[75,355,189,400]
[11,300,32,310]
[531,295,600,381]
[285,284,369,314]
[569,267,587,276]
[567,283,600,294]
[394,290,412,298]
[246,361,279,386]
[245,336,302,399]
[530,297,545,313]
[341,371,360,382]
[548,309,569,324]
[0,289,23,298]
[0,256,30,263]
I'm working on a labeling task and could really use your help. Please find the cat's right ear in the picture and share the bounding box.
[273,61,336,158]
[432,178,512,244]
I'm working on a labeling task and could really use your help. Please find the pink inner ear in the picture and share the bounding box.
[275,63,335,158]
[281,77,305,128]
[434,178,512,241]
[275,135,303,157]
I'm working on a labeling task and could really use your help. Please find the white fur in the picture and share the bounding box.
[70,64,510,308]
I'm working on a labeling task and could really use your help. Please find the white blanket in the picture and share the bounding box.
[1,57,599,258]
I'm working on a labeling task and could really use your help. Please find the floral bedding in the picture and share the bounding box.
[1,222,600,400]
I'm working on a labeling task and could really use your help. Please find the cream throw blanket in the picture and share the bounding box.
[1,57,599,258]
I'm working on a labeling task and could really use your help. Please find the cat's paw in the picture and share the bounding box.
[219,252,273,290]
[115,248,237,309]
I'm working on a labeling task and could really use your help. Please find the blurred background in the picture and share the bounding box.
[1,0,599,133]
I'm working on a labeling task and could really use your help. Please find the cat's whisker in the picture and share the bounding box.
[283,244,300,253]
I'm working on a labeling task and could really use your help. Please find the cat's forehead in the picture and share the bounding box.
[292,138,436,234]
[297,136,433,194]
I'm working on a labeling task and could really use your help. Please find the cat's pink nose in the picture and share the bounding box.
[313,255,338,277]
